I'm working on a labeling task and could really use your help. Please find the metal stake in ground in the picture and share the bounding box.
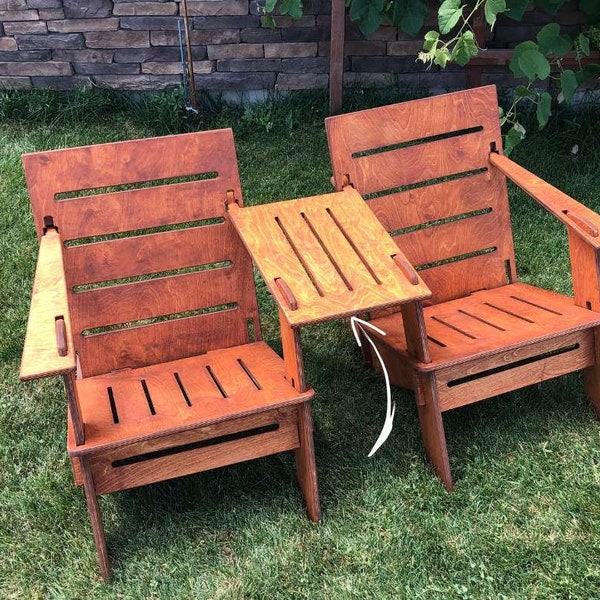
[180,0,198,110]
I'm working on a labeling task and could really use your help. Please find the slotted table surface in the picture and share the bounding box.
[229,187,431,327]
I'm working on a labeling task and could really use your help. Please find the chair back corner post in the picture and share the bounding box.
[277,309,307,393]
[568,230,600,311]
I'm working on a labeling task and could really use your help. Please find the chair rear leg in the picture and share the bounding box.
[80,457,110,580]
[294,402,321,522]
[583,366,600,418]
[584,329,600,418]
[414,372,453,491]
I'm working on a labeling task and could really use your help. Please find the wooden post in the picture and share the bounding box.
[329,0,345,114]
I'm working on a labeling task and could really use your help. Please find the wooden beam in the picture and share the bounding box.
[329,0,345,114]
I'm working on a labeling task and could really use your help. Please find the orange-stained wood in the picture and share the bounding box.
[490,152,600,249]
[326,86,600,489]
[20,129,321,580]
[229,186,431,328]
[20,228,76,380]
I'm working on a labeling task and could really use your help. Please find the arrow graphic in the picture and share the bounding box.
[350,316,395,457]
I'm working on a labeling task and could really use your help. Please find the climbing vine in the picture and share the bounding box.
[264,0,600,151]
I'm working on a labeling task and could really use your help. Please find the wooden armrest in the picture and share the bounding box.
[489,153,600,249]
[20,228,76,380]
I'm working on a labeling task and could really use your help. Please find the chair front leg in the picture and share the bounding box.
[414,371,453,491]
[295,402,321,523]
[80,457,110,580]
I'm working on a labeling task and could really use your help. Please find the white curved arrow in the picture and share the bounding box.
[350,316,395,457]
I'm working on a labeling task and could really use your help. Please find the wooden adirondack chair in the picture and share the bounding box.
[325,85,600,490]
[20,129,320,579]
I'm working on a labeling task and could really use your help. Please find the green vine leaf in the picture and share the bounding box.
[423,30,440,52]
[504,123,526,155]
[452,31,478,65]
[279,0,303,18]
[349,0,386,36]
[510,41,551,81]
[536,23,572,57]
[392,0,430,36]
[536,91,552,128]
[505,0,529,20]
[576,33,590,56]
[438,0,463,35]
[485,0,507,29]
[559,69,579,103]
[434,47,452,67]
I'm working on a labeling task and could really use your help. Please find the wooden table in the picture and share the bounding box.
[229,186,431,329]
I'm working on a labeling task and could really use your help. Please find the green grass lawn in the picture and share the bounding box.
[1,88,599,599]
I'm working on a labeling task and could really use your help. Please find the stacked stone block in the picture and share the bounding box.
[0,1,591,94]
[0,0,460,93]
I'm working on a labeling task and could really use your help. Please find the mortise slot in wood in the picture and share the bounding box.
[504,259,514,284]
[205,365,227,398]
[55,172,219,201]
[55,316,68,357]
[274,277,298,310]
[274,216,324,297]
[140,380,156,415]
[390,207,492,237]
[107,386,119,424]
[351,126,484,158]
[563,210,599,237]
[111,423,280,467]
[173,372,192,407]
[415,247,497,271]
[457,309,506,331]
[430,316,477,339]
[364,168,488,201]
[300,211,353,291]
[65,217,225,247]
[447,344,580,387]
[391,254,419,285]
[237,358,262,390]
[509,295,562,316]
[73,261,232,292]
[325,207,381,284]
[81,302,238,337]
[43,215,56,233]
[484,302,535,323]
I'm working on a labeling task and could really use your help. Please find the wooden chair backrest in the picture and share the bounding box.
[22,129,261,378]
[325,85,517,304]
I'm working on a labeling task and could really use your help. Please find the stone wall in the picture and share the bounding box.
[0,0,592,95]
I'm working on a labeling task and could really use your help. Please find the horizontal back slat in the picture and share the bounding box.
[78,311,251,377]
[65,222,243,286]
[417,253,509,304]
[367,170,505,232]
[23,130,242,238]
[23,129,261,377]
[52,180,230,241]
[348,133,490,197]
[397,211,505,269]
[325,86,515,303]
[70,267,250,331]
[326,86,502,191]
